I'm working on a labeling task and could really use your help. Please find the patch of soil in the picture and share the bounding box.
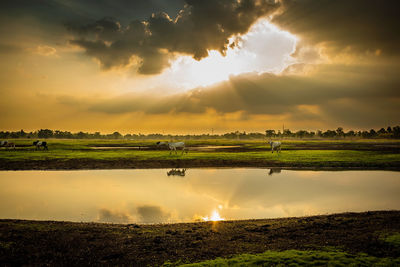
[1,211,399,265]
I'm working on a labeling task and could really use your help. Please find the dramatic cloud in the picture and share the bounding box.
[273,0,400,56]
[67,0,280,74]
[1,0,399,132]
[81,62,399,116]
[0,0,185,54]
[0,0,185,26]
[46,59,398,130]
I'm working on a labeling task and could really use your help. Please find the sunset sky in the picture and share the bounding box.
[0,0,399,134]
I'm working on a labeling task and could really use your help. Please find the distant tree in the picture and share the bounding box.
[112,131,122,139]
[75,132,85,139]
[361,131,370,138]
[265,130,275,138]
[369,129,377,137]
[377,128,387,134]
[27,131,37,139]
[18,129,27,138]
[322,130,336,138]
[336,127,344,137]
[38,129,53,139]
[283,129,292,137]
[0,131,9,138]
[376,128,387,137]
[345,130,356,137]
[94,132,101,139]
[54,130,73,139]
[393,126,400,138]
[1,126,398,140]
[295,130,308,138]
[10,131,19,138]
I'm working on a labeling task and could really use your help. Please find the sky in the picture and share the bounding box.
[0,0,399,134]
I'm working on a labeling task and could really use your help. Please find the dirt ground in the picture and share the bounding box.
[1,211,399,266]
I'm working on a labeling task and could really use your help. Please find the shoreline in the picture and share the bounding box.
[1,210,399,265]
[1,158,400,171]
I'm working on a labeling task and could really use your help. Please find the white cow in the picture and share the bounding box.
[1,140,15,149]
[268,141,281,153]
[33,140,48,150]
[157,141,188,155]
[0,140,8,147]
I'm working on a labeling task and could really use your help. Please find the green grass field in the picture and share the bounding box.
[175,249,400,266]
[0,139,399,169]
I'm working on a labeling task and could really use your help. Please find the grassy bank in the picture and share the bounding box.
[1,211,399,265]
[178,249,400,266]
[0,139,399,170]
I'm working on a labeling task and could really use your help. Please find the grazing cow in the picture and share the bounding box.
[167,168,186,176]
[268,141,281,153]
[1,140,15,150]
[33,140,48,150]
[0,140,8,147]
[157,141,187,155]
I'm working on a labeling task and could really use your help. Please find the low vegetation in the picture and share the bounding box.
[177,249,400,266]
[0,139,399,170]
[381,232,400,248]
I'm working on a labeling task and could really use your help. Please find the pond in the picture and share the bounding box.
[0,169,399,224]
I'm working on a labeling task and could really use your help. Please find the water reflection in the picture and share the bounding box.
[0,169,399,224]
[268,168,282,176]
[167,168,186,177]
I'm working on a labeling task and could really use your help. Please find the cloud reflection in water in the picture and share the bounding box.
[0,169,399,224]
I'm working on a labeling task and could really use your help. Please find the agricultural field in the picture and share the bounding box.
[0,139,399,170]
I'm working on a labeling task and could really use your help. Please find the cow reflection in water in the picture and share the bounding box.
[167,168,186,177]
[268,168,282,176]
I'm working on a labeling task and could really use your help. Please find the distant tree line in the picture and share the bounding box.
[0,126,399,140]
[264,126,400,139]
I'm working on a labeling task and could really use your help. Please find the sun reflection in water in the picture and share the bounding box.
[202,210,225,222]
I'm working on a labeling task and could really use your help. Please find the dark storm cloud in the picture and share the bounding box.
[67,0,280,74]
[0,0,184,50]
[0,0,184,25]
[272,0,400,55]
[58,0,185,24]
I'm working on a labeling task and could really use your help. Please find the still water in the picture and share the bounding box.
[0,169,399,224]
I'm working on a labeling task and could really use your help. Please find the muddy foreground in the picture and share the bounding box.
[1,211,399,265]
